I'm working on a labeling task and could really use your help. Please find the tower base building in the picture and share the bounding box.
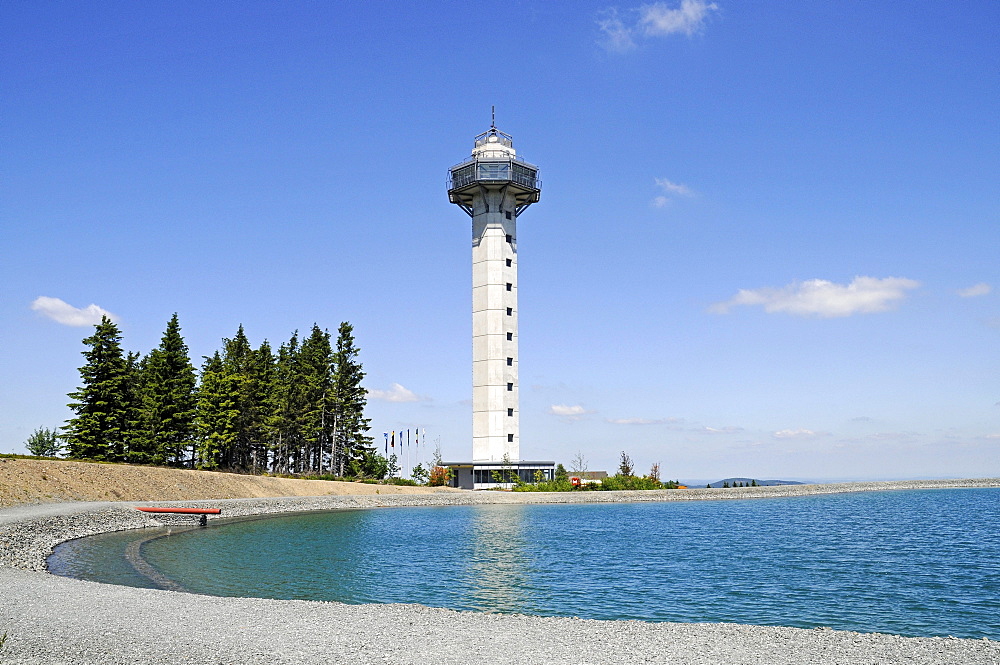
[443,123,553,489]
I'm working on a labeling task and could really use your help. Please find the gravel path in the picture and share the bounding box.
[2,479,999,664]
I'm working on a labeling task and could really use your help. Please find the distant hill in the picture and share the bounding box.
[703,478,806,488]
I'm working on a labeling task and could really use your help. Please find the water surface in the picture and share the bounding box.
[51,488,1000,639]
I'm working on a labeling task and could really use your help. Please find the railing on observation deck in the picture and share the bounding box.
[448,159,540,191]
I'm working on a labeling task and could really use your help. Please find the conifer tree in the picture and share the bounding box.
[268,332,301,473]
[122,351,145,462]
[330,322,372,475]
[134,314,197,466]
[195,352,238,469]
[252,340,276,471]
[64,316,130,461]
[297,325,335,473]
[219,326,270,471]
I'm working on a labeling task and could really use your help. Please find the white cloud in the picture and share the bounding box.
[864,431,919,441]
[640,0,719,37]
[710,276,920,318]
[549,404,591,418]
[31,296,117,326]
[655,178,693,196]
[703,425,743,434]
[368,383,422,403]
[607,417,679,425]
[958,283,991,298]
[773,428,819,439]
[652,177,694,207]
[598,0,719,51]
[597,9,636,51]
[984,433,1000,440]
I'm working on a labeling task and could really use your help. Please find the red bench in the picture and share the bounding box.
[135,507,221,526]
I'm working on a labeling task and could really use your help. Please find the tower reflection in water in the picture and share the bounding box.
[460,504,535,613]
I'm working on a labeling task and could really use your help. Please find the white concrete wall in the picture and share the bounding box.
[471,188,519,462]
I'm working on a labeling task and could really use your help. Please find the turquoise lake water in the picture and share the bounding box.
[50,488,1000,639]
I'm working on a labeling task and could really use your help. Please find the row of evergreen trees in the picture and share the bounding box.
[63,315,376,475]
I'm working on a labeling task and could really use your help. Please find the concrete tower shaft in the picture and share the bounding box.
[448,127,540,463]
[471,191,519,461]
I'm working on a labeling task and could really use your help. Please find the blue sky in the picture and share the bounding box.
[3,1,998,481]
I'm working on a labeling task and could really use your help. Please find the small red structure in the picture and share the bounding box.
[135,506,221,526]
[135,507,221,515]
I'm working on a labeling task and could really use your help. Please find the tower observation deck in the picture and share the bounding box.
[444,125,553,489]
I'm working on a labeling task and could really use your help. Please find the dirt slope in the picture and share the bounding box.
[0,458,453,507]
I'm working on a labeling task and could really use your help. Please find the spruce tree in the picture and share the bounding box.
[252,340,276,471]
[331,322,372,476]
[122,351,145,462]
[135,314,197,467]
[219,326,270,471]
[297,325,335,474]
[195,352,238,469]
[268,332,301,473]
[64,316,130,461]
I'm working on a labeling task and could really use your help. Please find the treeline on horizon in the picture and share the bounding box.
[51,314,379,477]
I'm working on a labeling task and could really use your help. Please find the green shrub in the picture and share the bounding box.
[601,475,662,491]
[512,478,576,492]
[25,427,62,457]
[385,477,419,486]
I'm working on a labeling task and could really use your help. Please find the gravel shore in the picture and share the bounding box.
[2,478,999,664]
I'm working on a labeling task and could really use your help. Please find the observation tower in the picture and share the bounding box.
[444,120,554,489]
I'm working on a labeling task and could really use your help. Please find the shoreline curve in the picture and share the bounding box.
[2,478,1000,664]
